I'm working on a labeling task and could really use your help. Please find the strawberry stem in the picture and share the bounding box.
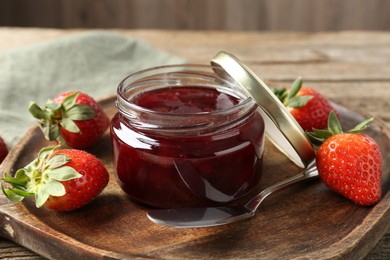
[1,146,82,208]
[328,112,343,135]
[288,77,303,99]
[272,77,313,108]
[28,92,96,144]
[307,111,375,150]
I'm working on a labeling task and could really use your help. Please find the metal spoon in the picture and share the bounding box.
[174,160,248,203]
[147,160,318,228]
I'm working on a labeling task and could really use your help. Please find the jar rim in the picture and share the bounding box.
[115,64,260,135]
[116,64,254,119]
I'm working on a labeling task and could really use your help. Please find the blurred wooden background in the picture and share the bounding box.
[0,0,390,31]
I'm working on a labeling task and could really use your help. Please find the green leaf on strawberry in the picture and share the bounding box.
[65,104,96,120]
[62,92,78,110]
[273,77,313,108]
[60,117,80,133]
[61,92,96,120]
[1,182,30,202]
[29,103,50,121]
[307,112,374,150]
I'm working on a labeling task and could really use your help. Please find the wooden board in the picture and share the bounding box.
[1,95,390,259]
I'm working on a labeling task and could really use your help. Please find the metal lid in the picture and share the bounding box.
[211,51,315,168]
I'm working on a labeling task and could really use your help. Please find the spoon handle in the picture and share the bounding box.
[245,161,318,212]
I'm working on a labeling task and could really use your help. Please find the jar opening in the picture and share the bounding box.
[116,65,257,135]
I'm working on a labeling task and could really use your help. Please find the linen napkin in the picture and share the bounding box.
[0,31,185,148]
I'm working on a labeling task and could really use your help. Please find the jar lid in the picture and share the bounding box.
[211,51,315,168]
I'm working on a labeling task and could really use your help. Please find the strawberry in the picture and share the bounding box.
[273,77,337,131]
[29,91,109,149]
[308,112,382,206]
[0,136,8,164]
[1,146,109,211]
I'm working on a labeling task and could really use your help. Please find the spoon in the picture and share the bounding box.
[174,160,248,203]
[147,160,318,228]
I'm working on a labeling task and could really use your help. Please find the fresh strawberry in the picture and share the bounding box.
[1,146,109,211]
[308,112,382,206]
[29,91,109,149]
[0,136,8,164]
[273,77,337,131]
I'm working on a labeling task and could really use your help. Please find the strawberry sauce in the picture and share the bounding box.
[111,81,264,208]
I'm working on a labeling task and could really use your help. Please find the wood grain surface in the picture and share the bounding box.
[1,0,390,31]
[0,28,390,259]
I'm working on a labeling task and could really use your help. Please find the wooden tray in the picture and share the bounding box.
[1,95,390,259]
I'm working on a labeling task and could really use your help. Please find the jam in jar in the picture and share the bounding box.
[111,65,265,208]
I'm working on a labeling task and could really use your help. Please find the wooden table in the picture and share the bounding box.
[0,28,390,259]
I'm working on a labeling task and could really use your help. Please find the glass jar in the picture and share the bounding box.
[110,64,265,208]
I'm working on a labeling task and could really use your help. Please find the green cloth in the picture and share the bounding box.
[0,31,185,148]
